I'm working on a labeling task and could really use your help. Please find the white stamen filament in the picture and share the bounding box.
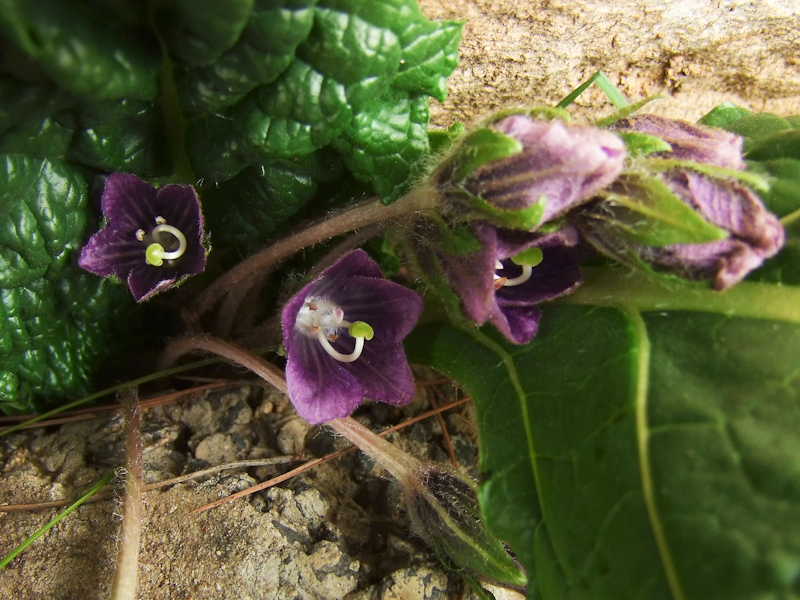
[150,224,187,260]
[494,259,533,287]
[316,330,365,363]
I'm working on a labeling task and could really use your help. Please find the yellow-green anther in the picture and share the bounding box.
[511,247,544,267]
[145,243,165,266]
[349,321,374,340]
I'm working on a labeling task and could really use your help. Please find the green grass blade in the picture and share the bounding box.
[556,71,629,109]
[0,471,115,571]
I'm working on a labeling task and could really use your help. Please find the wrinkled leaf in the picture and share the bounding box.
[0,156,134,412]
[697,103,752,130]
[407,270,800,600]
[333,88,430,203]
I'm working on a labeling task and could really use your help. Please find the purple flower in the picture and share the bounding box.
[435,222,586,344]
[79,174,207,301]
[457,115,627,227]
[582,116,784,289]
[281,250,423,425]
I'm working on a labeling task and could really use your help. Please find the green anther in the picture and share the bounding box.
[511,247,544,267]
[145,243,165,266]
[349,321,374,340]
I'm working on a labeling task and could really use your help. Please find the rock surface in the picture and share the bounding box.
[420,0,800,125]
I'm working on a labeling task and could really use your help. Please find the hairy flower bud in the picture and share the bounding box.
[436,114,626,231]
[402,464,527,588]
[578,116,784,289]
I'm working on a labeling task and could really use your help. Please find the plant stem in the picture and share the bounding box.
[160,335,288,394]
[187,187,438,323]
[111,389,144,600]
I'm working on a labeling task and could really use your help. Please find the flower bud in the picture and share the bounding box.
[578,116,785,289]
[401,463,528,589]
[436,113,627,231]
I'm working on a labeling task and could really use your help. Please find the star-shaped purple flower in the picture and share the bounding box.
[78,173,207,301]
[281,250,424,425]
[436,222,587,344]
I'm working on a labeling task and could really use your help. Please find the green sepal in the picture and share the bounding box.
[445,128,523,182]
[486,106,572,124]
[595,174,730,247]
[429,122,466,155]
[697,102,752,129]
[644,158,771,193]
[595,95,665,128]
[619,132,672,157]
[424,216,483,255]
[461,190,546,231]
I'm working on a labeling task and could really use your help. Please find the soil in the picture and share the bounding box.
[0,383,522,600]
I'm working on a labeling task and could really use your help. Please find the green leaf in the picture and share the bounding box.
[174,0,318,114]
[391,18,462,102]
[66,99,170,176]
[746,129,800,162]
[618,132,672,158]
[407,271,800,600]
[333,88,430,203]
[556,71,628,110]
[725,113,794,152]
[697,103,752,129]
[199,149,343,245]
[445,128,523,182]
[159,0,255,66]
[746,158,800,218]
[592,175,730,247]
[0,0,160,101]
[0,156,135,413]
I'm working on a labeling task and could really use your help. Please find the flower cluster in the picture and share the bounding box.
[79,174,208,301]
[578,115,785,289]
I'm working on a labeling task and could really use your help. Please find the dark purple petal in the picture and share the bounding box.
[496,246,583,306]
[280,249,423,423]
[341,343,416,405]
[488,304,542,345]
[465,116,627,223]
[286,335,364,424]
[322,278,424,344]
[128,268,181,302]
[613,115,744,169]
[153,184,204,241]
[101,173,160,234]
[434,224,498,325]
[78,226,144,278]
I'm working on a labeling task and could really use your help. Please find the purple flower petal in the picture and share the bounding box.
[613,115,744,169]
[341,343,416,405]
[286,335,364,424]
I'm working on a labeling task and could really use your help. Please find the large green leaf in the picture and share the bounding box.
[0,156,134,413]
[333,87,430,203]
[406,269,800,600]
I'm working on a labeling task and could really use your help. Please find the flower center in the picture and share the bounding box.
[295,297,374,363]
[138,216,188,267]
[493,247,544,290]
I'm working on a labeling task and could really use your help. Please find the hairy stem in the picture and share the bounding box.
[111,389,143,600]
[187,187,438,324]
[160,335,288,394]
